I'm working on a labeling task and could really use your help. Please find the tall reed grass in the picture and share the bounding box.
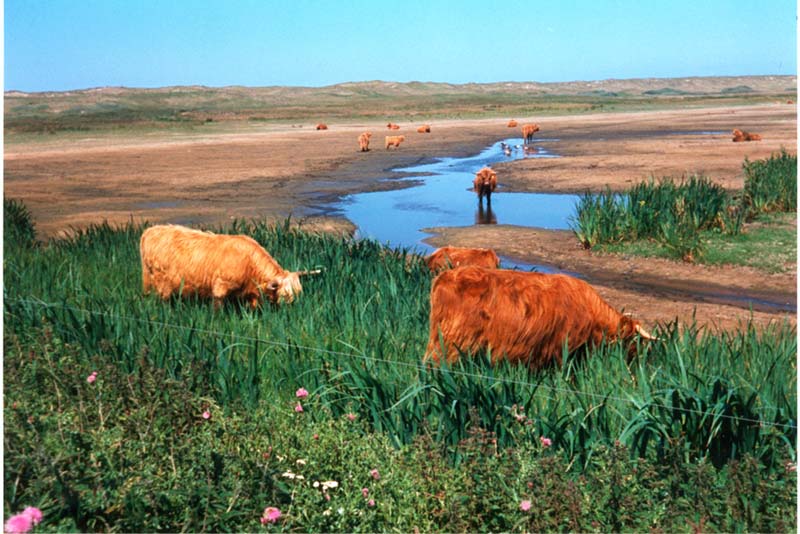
[570,152,796,260]
[4,203,795,470]
[743,148,798,215]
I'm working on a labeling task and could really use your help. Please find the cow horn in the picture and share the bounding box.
[635,324,658,340]
[297,269,322,276]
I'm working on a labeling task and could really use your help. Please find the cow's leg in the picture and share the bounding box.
[211,278,235,310]
[153,277,174,300]
[141,265,153,294]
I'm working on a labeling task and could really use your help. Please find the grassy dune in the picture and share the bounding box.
[3,201,796,531]
[5,75,796,138]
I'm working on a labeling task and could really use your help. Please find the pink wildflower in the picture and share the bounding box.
[370,468,380,480]
[202,410,211,420]
[367,499,375,507]
[295,402,304,413]
[4,514,32,534]
[22,508,42,525]
[296,387,309,399]
[540,436,553,447]
[260,506,281,524]
[520,499,532,512]
[313,433,319,440]
[86,371,97,384]
[346,413,357,421]
[361,487,369,498]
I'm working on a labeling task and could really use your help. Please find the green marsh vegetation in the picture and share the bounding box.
[4,201,796,531]
[571,150,797,268]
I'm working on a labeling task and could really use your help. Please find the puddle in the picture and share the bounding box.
[138,201,182,209]
[337,138,576,258]
[330,137,794,313]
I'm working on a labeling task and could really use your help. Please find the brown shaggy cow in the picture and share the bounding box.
[417,124,431,133]
[387,123,401,130]
[424,266,655,369]
[732,128,762,142]
[507,120,518,128]
[426,246,500,273]
[473,167,497,204]
[358,132,372,152]
[316,123,328,130]
[521,123,540,144]
[140,225,318,308]
[385,135,405,149]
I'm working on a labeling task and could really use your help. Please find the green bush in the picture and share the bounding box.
[570,176,736,261]
[4,337,795,532]
[743,149,797,215]
[571,153,798,261]
[4,198,37,251]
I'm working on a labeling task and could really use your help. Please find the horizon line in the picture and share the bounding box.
[5,73,797,95]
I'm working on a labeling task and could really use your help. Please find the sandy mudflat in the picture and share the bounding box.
[4,103,796,330]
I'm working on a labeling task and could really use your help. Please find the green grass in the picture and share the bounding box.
[571,153,797,264]
[597,212,796,273]
[4,203,797,531]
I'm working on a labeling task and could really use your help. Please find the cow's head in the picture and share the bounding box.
[618,316,658,361]
[261,269,322,305]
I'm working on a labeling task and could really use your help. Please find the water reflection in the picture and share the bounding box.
[475,202,497,225]
[339,137,573,255]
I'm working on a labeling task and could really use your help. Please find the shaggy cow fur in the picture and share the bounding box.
[732,128,762,142]
[385,135,405,149]
[521,123,540,144]
[424,266,654,370]
[358,132,372,152]
[140,225,306,308]
[425,246,500,273]
[473,167,498,204]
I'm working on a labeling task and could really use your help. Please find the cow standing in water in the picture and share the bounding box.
[521,123,540,144]
[473,167,497,205]
[424,266,655,370]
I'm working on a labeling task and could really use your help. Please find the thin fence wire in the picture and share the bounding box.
[4,296,797,432]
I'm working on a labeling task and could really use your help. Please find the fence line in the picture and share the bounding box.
[5,296,796,432]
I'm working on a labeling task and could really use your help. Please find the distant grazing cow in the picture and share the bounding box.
[426,246,500,273]
[521,123,540,144]
[385,135,405,149]
[507,120,518,127]
[140,224,318,308]
[417,124,431,133]
[424,266,656,369]
[358,132,372,152]
[473,167,497,204]
[316,124,328,130]
[732,128,762,142]
[387,123,401,130]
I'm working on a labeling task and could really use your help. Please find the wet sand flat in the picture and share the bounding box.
[4,103,796,331]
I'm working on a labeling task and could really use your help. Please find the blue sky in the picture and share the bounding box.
[5,0,797,92]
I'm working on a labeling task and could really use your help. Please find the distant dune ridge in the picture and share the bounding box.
[5,75,795,134]
[6,75,795,99]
